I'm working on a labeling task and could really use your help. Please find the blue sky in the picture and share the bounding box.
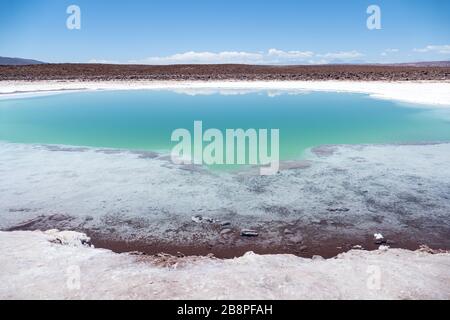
[0,0,449,64]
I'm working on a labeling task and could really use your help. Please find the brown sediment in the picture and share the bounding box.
[5,213,449,259]
[86,231,430,259]
[1,64,450,81]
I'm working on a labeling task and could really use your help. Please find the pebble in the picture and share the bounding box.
[374,232,388,244]
[299,245,308,251]
[373,233,384,240]
[283,229,294,235]
[240,229,259,237]
[327,207,350,212]
[312,255,324,260]
[191,215,214,224]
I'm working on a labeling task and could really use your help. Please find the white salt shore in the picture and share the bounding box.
[0,230,449,300]
[1,80,450,107]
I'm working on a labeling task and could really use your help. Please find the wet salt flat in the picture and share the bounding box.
[1,141,449,257]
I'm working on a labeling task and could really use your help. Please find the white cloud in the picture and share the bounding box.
[413,45,450,54]
[317,51,364,59]
[87,59,119,64]
[267,48,314,59]
[381,48,399,56]
[307,59,329,65]
[89,49,366,65]
[129,51,264,65]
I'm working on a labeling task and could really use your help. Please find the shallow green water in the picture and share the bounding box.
[1,90,450,161]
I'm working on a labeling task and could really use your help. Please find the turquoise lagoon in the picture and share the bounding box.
[1,90,449,161]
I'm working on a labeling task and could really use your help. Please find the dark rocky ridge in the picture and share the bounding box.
[1,63,450,81]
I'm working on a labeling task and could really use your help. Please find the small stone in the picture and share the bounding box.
[374,233,384,240]
[241,229,258,237]
[283,229,294,235]
[129,251,144,256]
[352,245,363,250]
[220,221,231,227]
[374,232,387,244]
[191,215,214,224]
[299,245,308,251]
[312,255,324,260]
[327,207,350,212]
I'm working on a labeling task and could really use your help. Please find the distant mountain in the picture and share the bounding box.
[325,61,450,67]
[389,61,450,67]
[0,57,46,65]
